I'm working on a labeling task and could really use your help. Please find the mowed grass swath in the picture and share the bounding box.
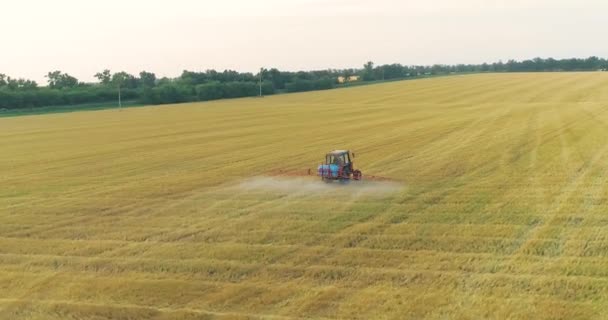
[2,72,608,319]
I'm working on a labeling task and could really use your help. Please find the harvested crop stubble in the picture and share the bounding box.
[2,72,608,319]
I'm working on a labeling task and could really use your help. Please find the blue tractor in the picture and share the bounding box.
[317,150,362,182]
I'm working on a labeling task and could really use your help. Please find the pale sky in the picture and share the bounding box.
[2,0,607,83]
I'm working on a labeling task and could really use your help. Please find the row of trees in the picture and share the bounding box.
[1,57,607,110]
[360,57,608,81]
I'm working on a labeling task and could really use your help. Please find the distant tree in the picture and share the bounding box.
[362,61,375,81]
[0,74,7,86]
[260,68,268,77]
[296,71,311,80]
[46,71,78,89]
[16,78,37,89]
[195,81,224,101]
[493,60,505,72]
[505,60,516,72]
[112,71,137,89]
[372,66,384,80]
[157,77,172,86]
[381,64,405,79]
[205,70,218,82]
[1,76,37,91]
[180,70,206,86]
[44,72,59,88]
[94,69,112,85]
[545,58,557,71]
[267,68,287,90]
[139,71,156,88]
[6,77,18,90]
[430,64,445,75]
[586,56,602,70]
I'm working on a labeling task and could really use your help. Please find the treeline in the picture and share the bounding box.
[1,56,607,110]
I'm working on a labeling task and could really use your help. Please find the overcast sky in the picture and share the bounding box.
[2,0,607,83]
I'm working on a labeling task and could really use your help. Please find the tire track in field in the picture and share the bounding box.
[506,114,608,264]
[258,195,403,310]
[529,109,546,214]
[166,184,355,267]
[371,101,511,182]
[9,176,250,241]
[209,185,368,314]
[2,260,606,314]
[0,298,329,320]
[0,272,64,318]
[565,166,608,255]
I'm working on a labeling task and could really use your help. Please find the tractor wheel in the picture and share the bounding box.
[353,170,362,180]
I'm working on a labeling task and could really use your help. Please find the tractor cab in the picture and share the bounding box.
[326,150,351,168]
[317,150,362,182]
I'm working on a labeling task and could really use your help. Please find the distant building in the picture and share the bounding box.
[337,75,360,83]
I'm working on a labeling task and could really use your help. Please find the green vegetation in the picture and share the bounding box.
[0,100,142,117]
[2,73,608,319]
[1,57,607,112]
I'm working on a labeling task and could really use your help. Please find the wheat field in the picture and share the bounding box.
[2,73,608,319]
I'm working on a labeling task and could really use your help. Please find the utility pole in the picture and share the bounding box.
[259,67,263,97]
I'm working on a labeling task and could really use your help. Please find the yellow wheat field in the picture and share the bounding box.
[3,73,608,319]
